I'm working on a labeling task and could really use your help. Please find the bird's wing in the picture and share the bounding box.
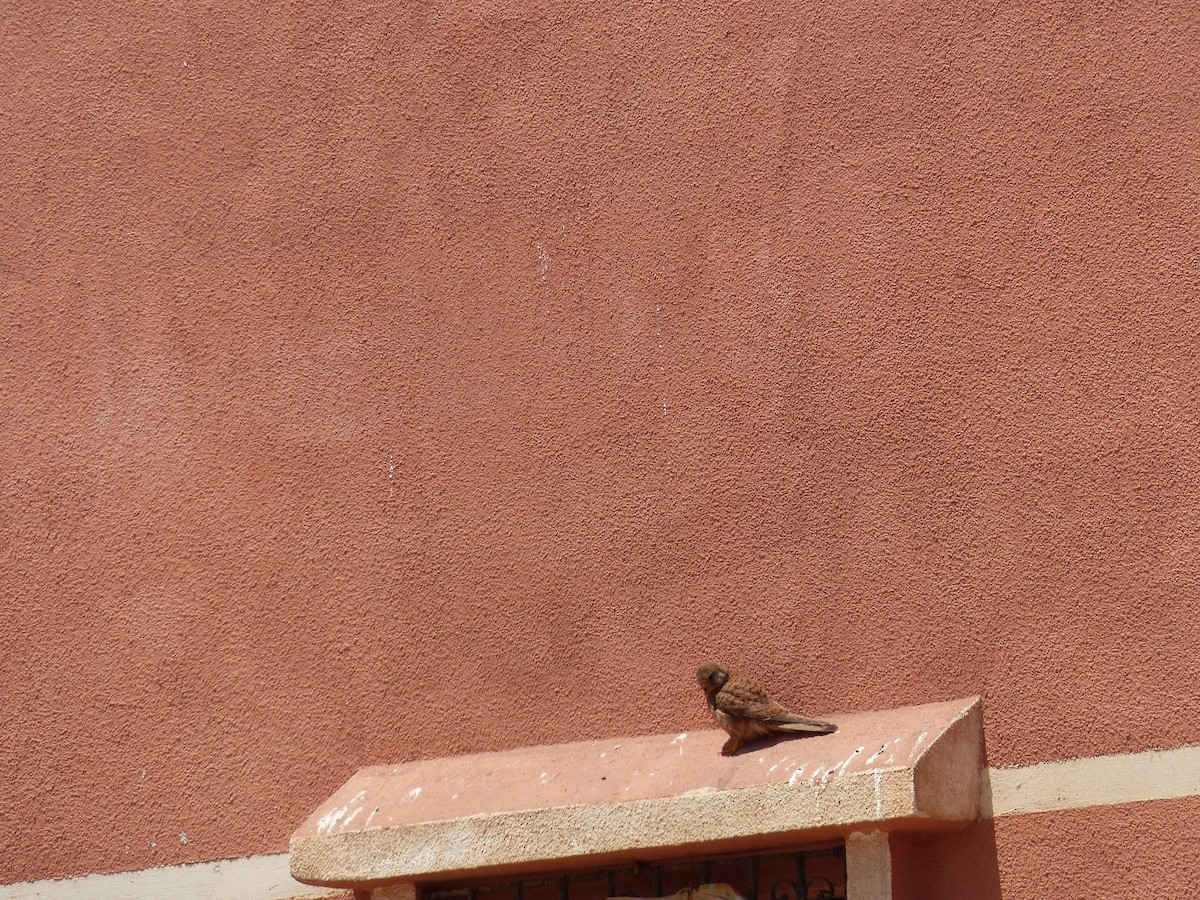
[714,679,790,722]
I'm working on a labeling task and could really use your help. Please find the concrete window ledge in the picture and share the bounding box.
[291,696,981,896]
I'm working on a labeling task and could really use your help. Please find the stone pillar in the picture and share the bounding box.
[846,831,892,900]
[371,883,419,900]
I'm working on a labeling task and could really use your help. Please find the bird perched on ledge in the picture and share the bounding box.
[696,662,837,756]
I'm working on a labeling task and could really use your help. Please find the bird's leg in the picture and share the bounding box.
[721,736,741,756]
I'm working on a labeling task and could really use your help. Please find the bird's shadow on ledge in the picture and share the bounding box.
[727,731,836,756]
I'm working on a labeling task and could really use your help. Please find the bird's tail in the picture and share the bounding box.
[769,716,837,735]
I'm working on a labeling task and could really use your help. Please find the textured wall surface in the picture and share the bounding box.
[2,0,1198,885]
[892,796,1200,898]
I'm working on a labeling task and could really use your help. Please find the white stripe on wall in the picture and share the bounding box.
[983,742,1200,816]
[4,744,1199,900]
[0,852,342,900]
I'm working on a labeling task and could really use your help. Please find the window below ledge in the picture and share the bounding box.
[424,846,848,900]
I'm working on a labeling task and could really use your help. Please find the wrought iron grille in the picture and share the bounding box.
[424,847,847,900]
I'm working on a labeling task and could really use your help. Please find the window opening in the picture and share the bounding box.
[424,847,847,900]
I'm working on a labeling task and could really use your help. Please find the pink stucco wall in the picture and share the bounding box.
[893,796,1200,898]
[3,0,1198,886]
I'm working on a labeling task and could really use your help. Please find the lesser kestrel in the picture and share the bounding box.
[696,662,837,756]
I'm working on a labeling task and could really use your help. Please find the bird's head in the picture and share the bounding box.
[696,662,730,696]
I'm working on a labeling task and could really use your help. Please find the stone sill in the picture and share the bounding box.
[291,697,982,889]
